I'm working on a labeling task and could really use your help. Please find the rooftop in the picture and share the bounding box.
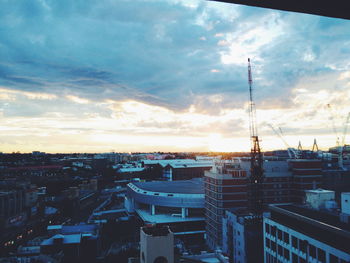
[268,204,350,253]
[133,178,204,194]
[142,225,171,236]
[305,189,335,194]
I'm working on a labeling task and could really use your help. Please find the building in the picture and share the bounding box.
[140,225,174,263]
[205,159,294,250]
[142,159,213,181]
[125,178,205,238]
[288,159,323,203]
[263,202,350,263]
[222,209,263,263]
[41,223,99,263]
[304,189,335,210]
[204,160,249,249]
[0,189,26,228]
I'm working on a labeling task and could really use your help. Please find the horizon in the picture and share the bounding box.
[1,0,350,153]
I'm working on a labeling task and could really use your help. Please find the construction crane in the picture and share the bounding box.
[268,124,298,159]
[339,112,350,169]
[247,58,264,215]
[327,104,350,169]
[327,104,340,147]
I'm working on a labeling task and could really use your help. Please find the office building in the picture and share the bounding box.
[263,200,350,263]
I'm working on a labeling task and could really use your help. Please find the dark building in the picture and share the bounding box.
[142,159,212,181]
[222,208,263,263]
[288,159,323,203]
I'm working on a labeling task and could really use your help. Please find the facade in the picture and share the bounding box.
[140,226,174,263]
[304,189,335,210]
[205,159,293,250]
[288,159,323,203]
[0,189,26,228]
[204,160,248,249]
[125,178,205,236]
[222,208,263,263]
[263,204,350,263]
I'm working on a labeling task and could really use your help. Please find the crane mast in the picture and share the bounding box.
[247,58,264,215]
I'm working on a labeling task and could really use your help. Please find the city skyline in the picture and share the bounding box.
[1,0,350,153]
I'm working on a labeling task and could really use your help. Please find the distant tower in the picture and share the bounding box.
[140,226,174,263]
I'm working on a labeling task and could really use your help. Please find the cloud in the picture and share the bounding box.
[1,0,350,151]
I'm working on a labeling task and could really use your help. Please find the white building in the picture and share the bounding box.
[263,204,350,263]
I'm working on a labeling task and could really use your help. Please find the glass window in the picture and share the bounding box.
[283,232,289,244]
[271,226,276,236]
[299,240,307,253]
[271,241,276,252]
[318,248,325,263]
[278,245,283,256]
[265,238,270,248]
[300,257,306,263]
[292,253,298,263]
[277,229,282,240]
[330,254,338,263]
[292,236,298,249]
[265,223,270,234]
[283,248,290,260]
[309,245,316,258]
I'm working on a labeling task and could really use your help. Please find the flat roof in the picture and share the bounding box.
[133,178,204,194]
[136,209,204,224]
[268,204,350,253]
[305,189,335,194]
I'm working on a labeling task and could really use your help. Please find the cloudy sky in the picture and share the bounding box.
[1,0,350,153]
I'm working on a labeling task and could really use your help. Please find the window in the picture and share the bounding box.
[309,245,316,258]
[330,254,339,263]
[277,229,282,240]
[299,240,307,253]
[283,232,289,244]
[292,253,298,263]
[283,248,290,260]
[265,238,270,248]
[271,241,276,252]
[265,223,270,234]
[154,256,168,263]
[318,248,325,263]
[299,257,306,263]
[271,226,276,236]
[292,236,298,249]
[277,245,283,256]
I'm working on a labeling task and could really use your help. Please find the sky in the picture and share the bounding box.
[1,0,350,153]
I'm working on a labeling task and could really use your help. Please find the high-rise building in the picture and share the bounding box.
[204,160,248,249]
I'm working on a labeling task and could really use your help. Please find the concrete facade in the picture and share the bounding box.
[140,226,174,263]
